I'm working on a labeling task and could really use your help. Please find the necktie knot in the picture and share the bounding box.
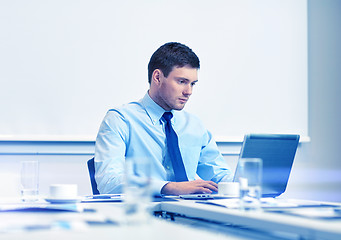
[163,112,173,122]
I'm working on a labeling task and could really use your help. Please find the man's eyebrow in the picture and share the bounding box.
[175,77,189,81]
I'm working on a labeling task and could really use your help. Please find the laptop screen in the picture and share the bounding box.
[233,134,300,198]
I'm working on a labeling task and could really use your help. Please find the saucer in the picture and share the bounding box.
[45,197,82,204]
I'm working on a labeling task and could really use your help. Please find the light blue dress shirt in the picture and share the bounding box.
[95,93,232,195]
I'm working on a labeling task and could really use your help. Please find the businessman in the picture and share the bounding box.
[95,42,232,195]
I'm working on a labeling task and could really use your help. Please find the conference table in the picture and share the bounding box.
[0,196,340,240]
[159,198,341,240]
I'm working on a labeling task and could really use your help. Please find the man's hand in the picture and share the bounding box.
[161,179,218,195]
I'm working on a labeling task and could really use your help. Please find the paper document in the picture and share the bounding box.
[0,203,83,212]
[195,198,338,209]
[82,194,124,202]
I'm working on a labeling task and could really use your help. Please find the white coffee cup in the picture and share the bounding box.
[218,182,239,196]
[49,184,78,199]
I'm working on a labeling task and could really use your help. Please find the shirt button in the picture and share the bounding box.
[166,166,170,169]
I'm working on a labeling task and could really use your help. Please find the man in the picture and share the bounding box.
[95,42,232,196]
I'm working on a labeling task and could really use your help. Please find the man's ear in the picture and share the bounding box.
[152,69,163,85]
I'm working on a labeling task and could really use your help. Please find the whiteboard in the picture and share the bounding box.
[0,0,307,142]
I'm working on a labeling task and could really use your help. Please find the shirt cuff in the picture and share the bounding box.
[150,179,169,196]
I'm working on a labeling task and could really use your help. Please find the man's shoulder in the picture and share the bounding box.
[107,101,144,116]
[102,101,146,129]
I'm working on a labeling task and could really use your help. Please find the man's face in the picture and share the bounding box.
[155,65,198,111]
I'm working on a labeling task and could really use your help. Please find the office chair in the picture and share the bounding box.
[87,157,100,195]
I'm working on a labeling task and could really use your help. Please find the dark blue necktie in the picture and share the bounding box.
[163,112,188,182]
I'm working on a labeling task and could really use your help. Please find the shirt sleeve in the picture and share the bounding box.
[196,130,233,183]
[94,110,128,194]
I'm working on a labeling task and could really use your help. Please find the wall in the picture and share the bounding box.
[0,0,308,141]
[282,0,341,202]
[0,142,94,198]
[1,0,340,202]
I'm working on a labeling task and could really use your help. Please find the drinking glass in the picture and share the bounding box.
[20,161,39,202]
[124,157,152,225]
[238,158,262,211]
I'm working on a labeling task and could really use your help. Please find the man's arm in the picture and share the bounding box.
[161,180,218,195]
[95,110,128,194]
[197,130,233,183]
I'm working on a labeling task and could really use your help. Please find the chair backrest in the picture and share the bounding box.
[87,157,100,195]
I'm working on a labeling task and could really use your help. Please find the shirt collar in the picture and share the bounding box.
[140,92,166,125]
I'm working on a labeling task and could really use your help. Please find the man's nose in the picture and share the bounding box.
[183,85,192,96]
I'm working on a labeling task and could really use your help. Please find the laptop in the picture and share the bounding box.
[233,134,300,198]
[180,133,300,199]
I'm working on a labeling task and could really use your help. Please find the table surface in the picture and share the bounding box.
[159,198,341,240]
[0,199,248,240]
[0,197,340,240]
